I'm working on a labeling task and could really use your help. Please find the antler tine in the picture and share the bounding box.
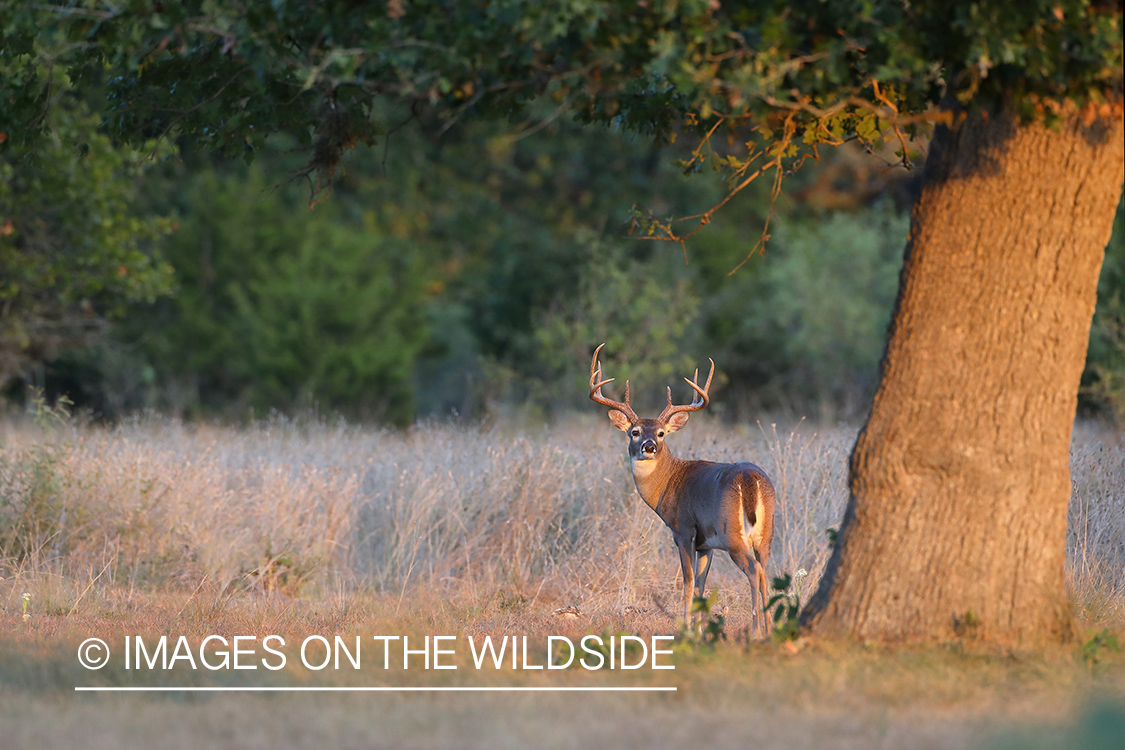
[684,358,715,404]
[659,357,716,421]
[589,342,605,382]
[589,344,616,394]
[588,343,639,422]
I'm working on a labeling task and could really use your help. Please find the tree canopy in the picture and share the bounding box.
[4,2,1120,220]
[1,0,1122,417]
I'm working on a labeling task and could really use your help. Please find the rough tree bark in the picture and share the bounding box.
[802,104,1125,643]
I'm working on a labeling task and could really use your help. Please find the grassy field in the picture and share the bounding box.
[1,414,1123,748]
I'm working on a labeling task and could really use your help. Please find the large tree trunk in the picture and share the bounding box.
[802,105,1125,643]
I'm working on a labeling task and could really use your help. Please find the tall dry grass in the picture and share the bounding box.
[1068,423,1125,626]
[0,414,1122,627]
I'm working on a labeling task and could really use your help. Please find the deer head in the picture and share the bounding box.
[588,343,714,463]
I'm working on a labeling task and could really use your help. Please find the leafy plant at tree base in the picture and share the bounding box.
[767,574,802,643]
[1082,628,1121,668]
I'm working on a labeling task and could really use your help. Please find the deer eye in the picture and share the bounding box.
[631,428,641,438]
[657,430,665,438]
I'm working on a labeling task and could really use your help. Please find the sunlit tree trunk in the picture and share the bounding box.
[803,105,1125,643]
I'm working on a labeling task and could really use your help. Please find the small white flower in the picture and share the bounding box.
[795,569,808,579]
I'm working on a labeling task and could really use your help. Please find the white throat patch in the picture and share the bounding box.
[631,457,658,479]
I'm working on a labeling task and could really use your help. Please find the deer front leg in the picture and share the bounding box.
[677,540,696,629]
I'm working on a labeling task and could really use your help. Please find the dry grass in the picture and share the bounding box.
[3,414,1120,626]
[1068,422,1125,629]
[1,414,1124,749]
[0,414,858,626]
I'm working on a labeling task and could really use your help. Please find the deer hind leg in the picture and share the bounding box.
[728,544,765,640]
[740,474,773,640]
[694,549,714,604]
[755,547,769,618]
[750,504,772,622]
[754,548,769,641]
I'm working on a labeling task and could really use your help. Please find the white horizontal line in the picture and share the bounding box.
[75,686,676,693]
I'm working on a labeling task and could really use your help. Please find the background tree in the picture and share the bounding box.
[120,163,429,423]
[5,1,1122,642]
[1083,201,1125,421]
[0,85,173,391]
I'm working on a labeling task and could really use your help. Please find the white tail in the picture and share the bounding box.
[589,344,777,637]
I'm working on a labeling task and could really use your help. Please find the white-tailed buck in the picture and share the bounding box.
[589,344,776,637]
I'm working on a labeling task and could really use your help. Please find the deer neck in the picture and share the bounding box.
[629,449,682,515]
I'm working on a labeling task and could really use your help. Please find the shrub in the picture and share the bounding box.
[707,202,907,419]
[116,166,431,423]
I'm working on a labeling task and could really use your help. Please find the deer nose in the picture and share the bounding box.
[640,439,657,455]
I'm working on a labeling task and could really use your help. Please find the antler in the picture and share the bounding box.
[588,343,640,422]
[658,358,715,422]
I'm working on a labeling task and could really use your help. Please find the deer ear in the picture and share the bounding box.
[608,410,632,431]
[665,412,690,433]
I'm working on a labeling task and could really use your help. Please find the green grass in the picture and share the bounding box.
[1,590,1123,749]
[1,593,1123,750]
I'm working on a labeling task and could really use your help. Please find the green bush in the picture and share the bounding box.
[117,166,431,423]
[706,203,908,419]
[531,236,704,415]
[1082,197,1125,422]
